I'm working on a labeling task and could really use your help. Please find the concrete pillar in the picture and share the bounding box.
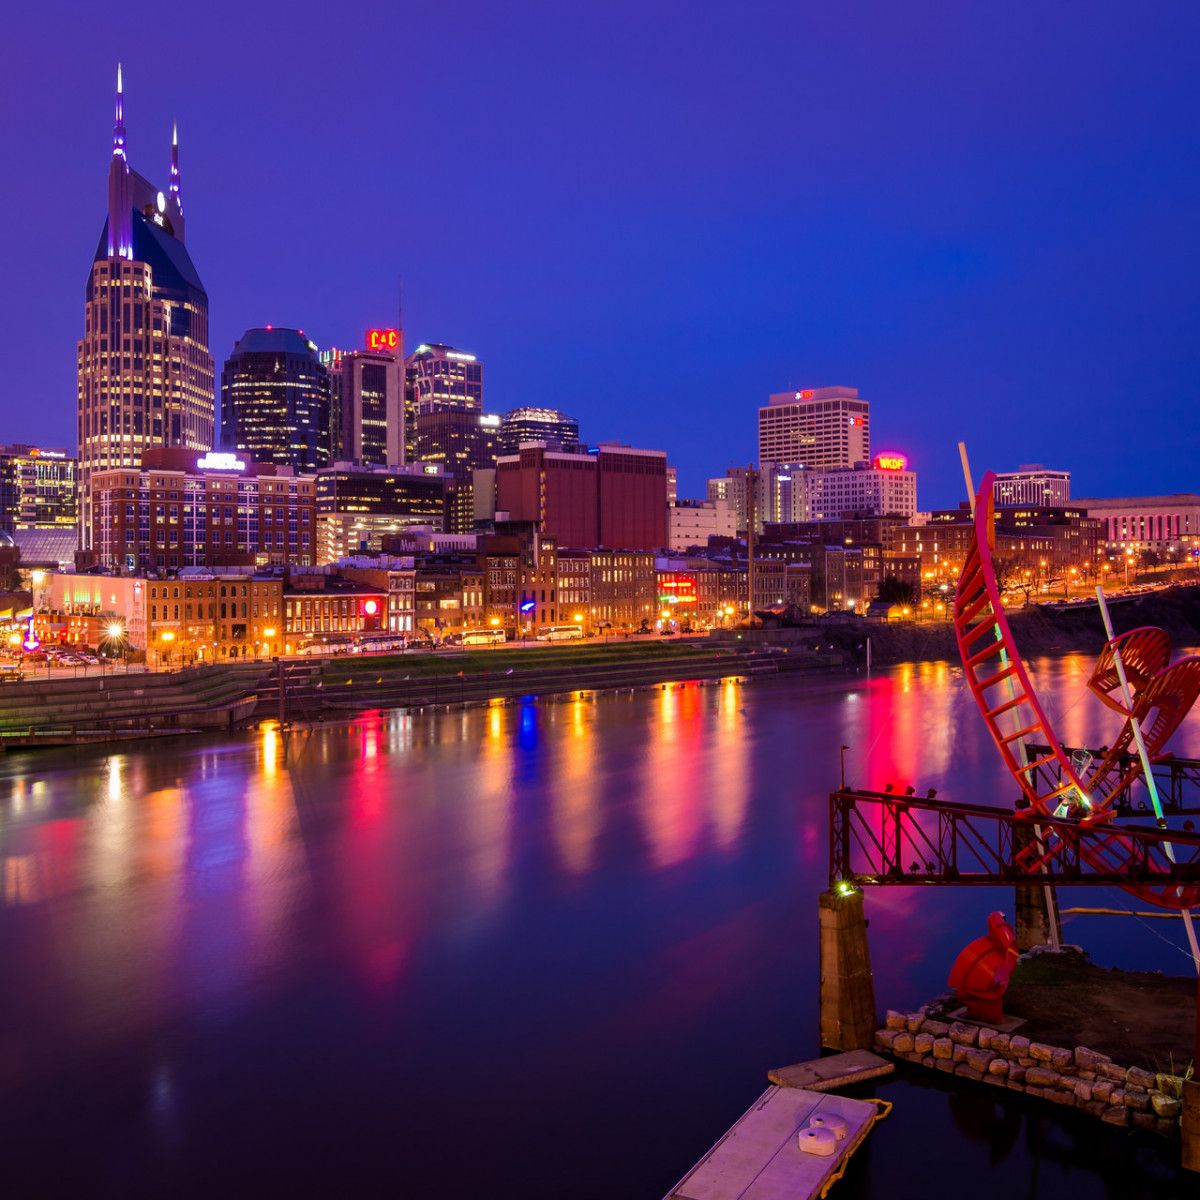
[1012,823,1062,951]
[1182,1079,1200,1173]
[1014,881,1062,952]
[819,888,876,1051]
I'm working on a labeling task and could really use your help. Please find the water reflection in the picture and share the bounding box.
[0,659,1194,1197]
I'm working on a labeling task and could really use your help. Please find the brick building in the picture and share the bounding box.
[147,572,284,664]
[89,448,316,572]
[283,575,387,652]
[494,442,668,550]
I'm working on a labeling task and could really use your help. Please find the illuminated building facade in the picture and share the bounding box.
[994,466,1071,508]
[78,69,215,548]
[498,407,581,454]
[414,562,486,636]
[89,447,316,571]
[413,408,502,532]
[146,573,284,664]
[221,327,332,471]
[0,446,77,533]
[315,463,450,562]
[323,330,405,466]
[589,550,657,631]
[1070,494,1200,552]
[336,558,418,637]
[800,456,918,520]
[284,576,387,651]
[758,386,869,469]
[653,558,753,628]
[42,572,148,649]
[406,343,482,417]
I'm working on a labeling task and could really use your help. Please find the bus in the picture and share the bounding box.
[460,628,507,647]
[538,625,585,642]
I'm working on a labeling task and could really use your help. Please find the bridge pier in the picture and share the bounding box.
[1183,1079,1200,1172]
[819,888,877,1051]
[1013,824,1063,951]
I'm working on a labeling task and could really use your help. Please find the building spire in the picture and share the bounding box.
[113,62,127,161]
[107,64,133,258]
[169,120,182,211]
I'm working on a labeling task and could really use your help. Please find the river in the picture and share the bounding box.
[0,656,1196,1197]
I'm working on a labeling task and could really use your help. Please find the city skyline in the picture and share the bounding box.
[5,5,1200,504]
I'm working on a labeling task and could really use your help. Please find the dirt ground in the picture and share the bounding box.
[1002,948,1196,1073]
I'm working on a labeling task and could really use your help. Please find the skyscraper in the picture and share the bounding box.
[77,68,215,547]
[498,407,581,454]
[405,343,483,418]
[322,330,405,466]
[413,409,502,532]
[221,328,332,471]
[758,386,869,469]
[0,446,77,533]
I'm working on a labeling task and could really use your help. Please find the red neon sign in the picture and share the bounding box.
[366,328,400,352]
[874,454,907,471]
[797,389,815,400]
[364,599,379,616]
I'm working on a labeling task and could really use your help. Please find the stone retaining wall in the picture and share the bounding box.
[875,1009,1184,1135]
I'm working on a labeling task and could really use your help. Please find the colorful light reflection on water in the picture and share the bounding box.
[0,660,1195,1197]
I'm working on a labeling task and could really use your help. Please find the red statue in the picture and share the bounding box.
[948,911,1019,1025]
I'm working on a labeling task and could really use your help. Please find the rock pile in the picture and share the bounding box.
[875,1009,1183,1135]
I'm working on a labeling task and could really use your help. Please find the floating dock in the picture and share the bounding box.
[664,1083,888,1200]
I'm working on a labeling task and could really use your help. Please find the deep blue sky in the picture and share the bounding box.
[4,1,1200,505]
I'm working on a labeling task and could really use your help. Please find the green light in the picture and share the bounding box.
[835,879,858,897]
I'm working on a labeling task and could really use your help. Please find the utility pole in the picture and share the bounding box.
[746,465,757,628]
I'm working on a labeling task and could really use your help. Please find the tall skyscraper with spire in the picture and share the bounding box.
[77,67,215,548]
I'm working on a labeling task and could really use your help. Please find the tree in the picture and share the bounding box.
[876,574,916,605]
[993,555,1035,605]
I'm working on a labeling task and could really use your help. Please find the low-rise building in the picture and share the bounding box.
[557,550,592,628]
[147,572,284,665]
[1072,493,1200,553]
[590,549,656,632]
[41,572,148,649]
[284,574,387,653]
[668,498,737,551]
[334,556,417,638]
[414,561,485,638]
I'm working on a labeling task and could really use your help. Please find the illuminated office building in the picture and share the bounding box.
[0,445,77,532]
[221,327,332,472]
[89,447,316,572]
[77,68,215,547]
[499,407,580,453]
[758,386,869,469]
[405,343,483,417]
[315,463,450,562]
[413,409,501,532]
[322,329,404,466]
[994,465,1071,507]
[801,456,918,520]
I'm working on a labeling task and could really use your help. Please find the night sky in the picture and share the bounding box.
[4,1,1200,504]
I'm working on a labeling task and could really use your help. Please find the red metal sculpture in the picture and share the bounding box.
[948,911,1019,1024]
[953,472,1200,909]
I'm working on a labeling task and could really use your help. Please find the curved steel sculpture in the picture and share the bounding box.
[953,471,1200,909]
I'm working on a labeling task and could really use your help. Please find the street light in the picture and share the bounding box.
[103,621,127,671]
